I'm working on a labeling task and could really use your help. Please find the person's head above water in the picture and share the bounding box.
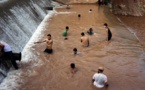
[78,14,81,18]
[66,26,69,31]
[89,28,93,32]
[47,34,51,39]
[70,63,75,69]
[104,23,108,28]
[73,48,77,54]
[90,9,92,11]
[98,67,104,73]
[81,32,85,36]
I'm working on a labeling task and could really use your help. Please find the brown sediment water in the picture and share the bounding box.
[20,3,145,90]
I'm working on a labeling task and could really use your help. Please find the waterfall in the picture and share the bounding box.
[0,0,58,84]
[0,0,53,52]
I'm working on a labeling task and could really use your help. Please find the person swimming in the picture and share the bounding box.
[34,34,53,54]
[89,9,92,13]
[78,14,81,19]
[87,28,93,35]
[70,63,77,74]
[62,26,69,40]
[80,32,89,47]
[73,48,80,55]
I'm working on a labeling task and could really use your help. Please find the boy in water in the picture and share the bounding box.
[73,48,80,55]
[80,32,89,47]
[62,26,69,40]
[104,23,112,41]
[87,28,93,35]
[70,63,77,74]
[34,34,53,54]
[78,14,81,19]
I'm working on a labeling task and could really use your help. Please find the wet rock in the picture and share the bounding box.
[118,4,126,10]
[112,0,145,16]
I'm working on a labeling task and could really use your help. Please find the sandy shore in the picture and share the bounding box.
[19,3,145,90]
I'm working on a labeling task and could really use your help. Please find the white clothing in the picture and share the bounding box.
[0,41,12,52]
[93,73,107,88]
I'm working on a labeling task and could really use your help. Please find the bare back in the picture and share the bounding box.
[81,36,89,47]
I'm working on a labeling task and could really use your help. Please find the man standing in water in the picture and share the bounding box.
[104,23,112,41]
[0,41,19,70]
[92,67,109,89]
[80,32,89,47]
[34,34,53,54]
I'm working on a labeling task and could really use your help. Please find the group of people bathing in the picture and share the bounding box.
[33,23,112,89]
[0,10,112,89]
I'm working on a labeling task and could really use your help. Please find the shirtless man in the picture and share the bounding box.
[80,32,89,47]
[34,34,53,54]
[104,23,112,41]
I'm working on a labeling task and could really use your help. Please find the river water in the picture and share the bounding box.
[20,3,145,90]
[1,0,145,90]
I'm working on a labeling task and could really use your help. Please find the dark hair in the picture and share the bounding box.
[104,23,108,27]
[73,48,77,54]
[90,9,92,11]
[47,34,51,36]
[66,26,69,30]
[73,48,77,52]
[98,69,104,73]
[70,63,75,69]
[81,32,85,36]
[78,14,81,17]
[89,28,93,31]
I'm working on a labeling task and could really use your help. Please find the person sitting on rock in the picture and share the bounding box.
[0,41,19,70]
[70,63,77,74]
[78,14,81,19]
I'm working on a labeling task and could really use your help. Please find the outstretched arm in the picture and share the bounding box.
[34,39,46,44]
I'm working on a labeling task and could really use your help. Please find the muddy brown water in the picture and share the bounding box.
[20,4,145,90]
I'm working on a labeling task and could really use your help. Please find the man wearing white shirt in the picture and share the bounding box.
[0,41,18,70]
[92,67,108,88]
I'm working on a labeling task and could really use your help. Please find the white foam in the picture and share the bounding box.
[0,10,57,90]
[56,12,76,14]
